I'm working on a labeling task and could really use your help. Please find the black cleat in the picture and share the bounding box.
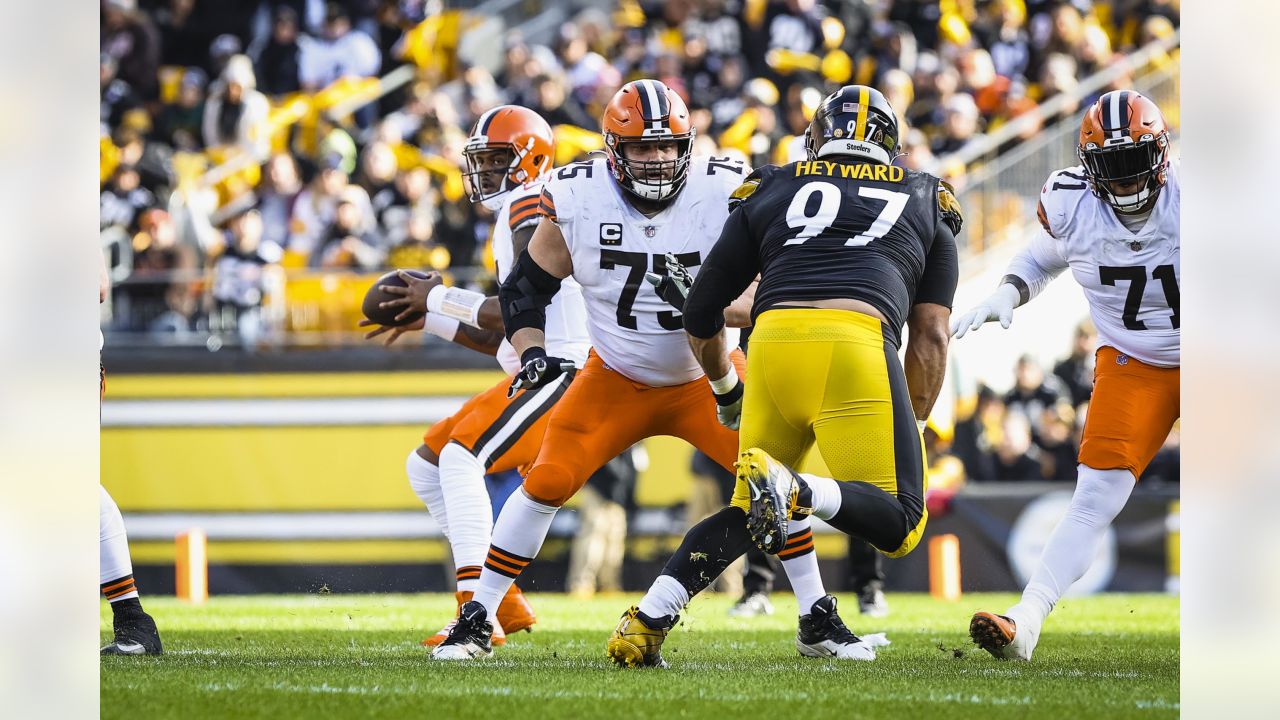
[101,604,162,656]
[431,600,494,660]
[796,595,877,660]
[738,448,809,554]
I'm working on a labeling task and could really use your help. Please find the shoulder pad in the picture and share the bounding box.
[1038,166,1089,238]
[728,167,768,211]
[937,180,963,236]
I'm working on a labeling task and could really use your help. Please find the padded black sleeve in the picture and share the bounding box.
[682,207,760,339]
[914,221,959,309]
[498,249,564,340]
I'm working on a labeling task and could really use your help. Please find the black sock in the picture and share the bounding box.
[661,507,754,597]
[111,597,144,619]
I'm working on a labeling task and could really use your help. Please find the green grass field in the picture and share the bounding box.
[101,592,1178,719]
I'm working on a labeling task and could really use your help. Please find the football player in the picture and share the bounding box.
[616,85,960,665]
[954,90,1179,661]
[360,105,591,647]
[432,80,855,662]
[100,252,162,655]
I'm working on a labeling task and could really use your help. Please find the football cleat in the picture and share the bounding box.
[100,605,163,656]
[970,610,1038,661]
[738,448,811,554]
[422,591,506,647]
[728,591,775,617]
[606,606,677,669]
[431,601,494,660]
[857,586,890,618]
[497,583,537,635]
[796,595,877,660]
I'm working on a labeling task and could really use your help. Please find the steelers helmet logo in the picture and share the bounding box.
[834,128,844,138]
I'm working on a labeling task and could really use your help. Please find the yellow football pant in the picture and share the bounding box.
[731,309,928,558]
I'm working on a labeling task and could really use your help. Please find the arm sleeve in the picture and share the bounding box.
[1003,228,1070,303]
[682,207,761,338]
[914,221,959,308]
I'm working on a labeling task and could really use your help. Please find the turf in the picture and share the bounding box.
[101,592,1178,719]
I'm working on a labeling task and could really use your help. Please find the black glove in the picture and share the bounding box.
[644,252,694,312]
[507,347,575,398]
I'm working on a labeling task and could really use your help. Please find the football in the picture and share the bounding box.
[361,269,429,327]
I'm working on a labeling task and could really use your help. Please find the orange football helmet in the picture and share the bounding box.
[601,80,695,202]
[1077,90,1170,213]
[463,105,555,211]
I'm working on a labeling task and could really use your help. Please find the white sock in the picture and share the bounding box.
[1008,465,1135,630]
[638,574,690,620]
[472,489,559,617]
[778,516,826,613]
[800,473,842,520]
[406,450,449,537]
[100,486,139,602]
[439,442,494,593]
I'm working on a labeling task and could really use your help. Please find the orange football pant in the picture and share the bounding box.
[522,349,746,507]
[1078,346,1180,479]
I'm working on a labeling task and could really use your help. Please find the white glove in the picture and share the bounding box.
[950,283,1021,339]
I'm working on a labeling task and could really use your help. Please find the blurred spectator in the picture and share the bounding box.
[210,209,282,349]
[931,93,983,157]
[974,0,1032,80]
[101,53,142,131]
[288,155,373,257]
[900,128,936,170]
[120,209,197,334]
[101,0,162,100]
[953,385,1001,481]
[153,68,207,151]
[256,154,303,252]
[256,5,303,96]
[1036,52,1080,116]
[994,410,1043,481]
[112,125,175,197]
[202,55,270,155]
[1054,320,1098,407]
[529,74,595,130]
[298,2,381,91]
[1037,403,1080,481]
[311,197,383,269]
[209,33,245,81]
[1005,353,1067,446]
[386,212,450,271]
[101,164,155,231]
[558,24,612,108]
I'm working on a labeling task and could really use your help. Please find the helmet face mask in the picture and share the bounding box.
[806,85,900,165]
[1077,90,1171,214]
[463,106,555,212]
[462,145,519,209]
[602,80,695,202]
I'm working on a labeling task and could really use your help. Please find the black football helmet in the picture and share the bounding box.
[805,85,900,165]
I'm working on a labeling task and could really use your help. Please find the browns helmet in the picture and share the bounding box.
[601,80,695,202]
[463,105,555,211]
[1077,90,1170,213]
[805,85,900,165]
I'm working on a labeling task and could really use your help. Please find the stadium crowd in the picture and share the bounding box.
[101,0,1179,338]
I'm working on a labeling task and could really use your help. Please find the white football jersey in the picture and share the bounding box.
[492,181,591,374]
[543,156,748,386]
[1010,163,1179,367]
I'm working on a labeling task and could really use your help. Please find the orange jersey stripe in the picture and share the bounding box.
[509,206,540,230]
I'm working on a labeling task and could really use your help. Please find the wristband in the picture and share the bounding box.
[422,313,459,341]
[427,284,487,328]
[709,367,740,395]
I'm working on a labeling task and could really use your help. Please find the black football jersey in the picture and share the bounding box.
[691,158,960,347]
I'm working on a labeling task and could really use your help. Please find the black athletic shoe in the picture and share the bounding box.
[796,595,876,660]
[857,586,890,618]
[431,600,494,660]
[101,603,163,656]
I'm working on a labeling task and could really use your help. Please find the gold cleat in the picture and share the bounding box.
[606,606,675,669]
[738,448,810,554]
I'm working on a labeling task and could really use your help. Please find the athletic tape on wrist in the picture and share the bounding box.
[709,367,740,395]
[426,284,486,328]
[422,313,459,341]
